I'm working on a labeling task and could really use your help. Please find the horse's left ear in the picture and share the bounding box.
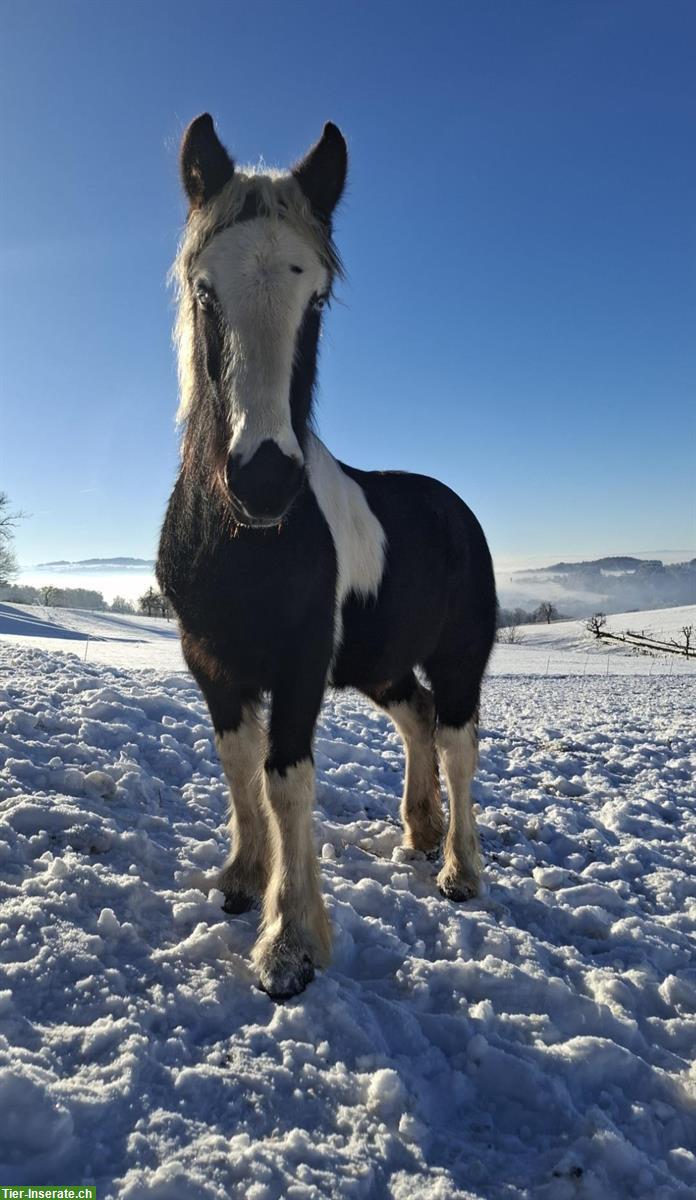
[293,123,347,222]
[180,113,235,210]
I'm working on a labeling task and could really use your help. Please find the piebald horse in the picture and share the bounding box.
[157,115,497,998]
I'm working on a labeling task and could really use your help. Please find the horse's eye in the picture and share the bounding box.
[194,281,215,309]
[311,292,328,312]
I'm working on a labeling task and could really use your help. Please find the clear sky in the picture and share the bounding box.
[1,0,694,571]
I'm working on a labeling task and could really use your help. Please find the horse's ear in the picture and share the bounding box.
[292,123,347,222]
[180,113,235,209]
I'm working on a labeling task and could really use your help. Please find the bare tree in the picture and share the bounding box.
[139,587,161,617]
[40,585,59,606]
[681,624,694,659]
[111,595,135,614]
[586,612,607,639]
[536,601,558,625]
[0,492,23,586]
[497,623,524,645]
[139,587,173,619]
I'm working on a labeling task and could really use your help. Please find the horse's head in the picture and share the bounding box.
[173,114,346,527]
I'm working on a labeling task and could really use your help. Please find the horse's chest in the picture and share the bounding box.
[159,487,337,664]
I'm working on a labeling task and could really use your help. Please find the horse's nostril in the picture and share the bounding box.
[226,441,305,522]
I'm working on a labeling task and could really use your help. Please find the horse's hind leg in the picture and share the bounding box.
[426,660,483,900]
[436,718,480,900]
[368,673,445,855]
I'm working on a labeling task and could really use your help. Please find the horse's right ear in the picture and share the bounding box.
[180,114,235,209]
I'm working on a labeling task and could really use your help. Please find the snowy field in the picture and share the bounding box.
[489,606,696,679]
[0,603,184,673]
[1,602,695,677]
[0,612,695,1197]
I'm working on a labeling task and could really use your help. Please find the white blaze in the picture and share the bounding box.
[194,220,330,466]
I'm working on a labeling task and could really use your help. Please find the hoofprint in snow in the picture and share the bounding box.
[1,633,695,1198]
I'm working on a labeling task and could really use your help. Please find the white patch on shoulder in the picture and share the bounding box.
[305,434,387,650]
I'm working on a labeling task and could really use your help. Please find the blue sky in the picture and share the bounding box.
[1,0,694,572]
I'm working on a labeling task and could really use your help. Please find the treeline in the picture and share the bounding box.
[498,601,566,628]
[1,583,108,609]
[0,582,173,619]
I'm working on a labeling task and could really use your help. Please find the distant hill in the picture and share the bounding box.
[512,557,696,614]
[34,557,155,571]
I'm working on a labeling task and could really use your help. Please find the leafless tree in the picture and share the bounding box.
[139,587,161,617]
[536,601,558,624]
[681,624,694,659]
[40,585,59,606]
[139,587,173,619]
[497,623,524,644]
[586,612,607,638]
[0,492,23,585]
[110,595,135,614]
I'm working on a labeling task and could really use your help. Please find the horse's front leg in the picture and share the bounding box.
[215,702,269,913]
[252,671,330,999]
[181,640,269,913]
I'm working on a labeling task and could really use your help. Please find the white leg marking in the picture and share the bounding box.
[216,707,269,905]
[252,759,330,997]
[387,688,444,853]
[436,720,481,899]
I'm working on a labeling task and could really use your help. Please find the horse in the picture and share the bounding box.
[157,114,497,999]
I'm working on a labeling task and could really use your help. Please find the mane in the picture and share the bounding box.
[171,168,344,425]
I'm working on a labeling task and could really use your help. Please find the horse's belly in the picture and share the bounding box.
[330,586,446,691]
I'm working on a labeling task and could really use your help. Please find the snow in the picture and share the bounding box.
[504,605,696,652]
[492,605,696,678]
[0,617,695,1197]
[0,602,184,672]
[2,601,695,677]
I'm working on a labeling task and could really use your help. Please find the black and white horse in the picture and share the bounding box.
[157,115,497,998]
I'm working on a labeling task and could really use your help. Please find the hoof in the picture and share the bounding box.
[437,869,479,902]
[258,953,315,1001]
[254,925,318,1000]
[222,890,255,915]
[424,842,442,863]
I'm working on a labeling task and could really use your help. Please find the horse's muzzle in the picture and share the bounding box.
[225,440,305,527]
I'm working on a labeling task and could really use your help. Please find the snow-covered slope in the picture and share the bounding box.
[2,602,695,677]
[0,602,184,672]
[1,645,694,1198]
[491,605,696,678]
[508,605,696,652]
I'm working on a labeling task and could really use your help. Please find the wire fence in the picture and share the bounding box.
[489,650,695,679]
